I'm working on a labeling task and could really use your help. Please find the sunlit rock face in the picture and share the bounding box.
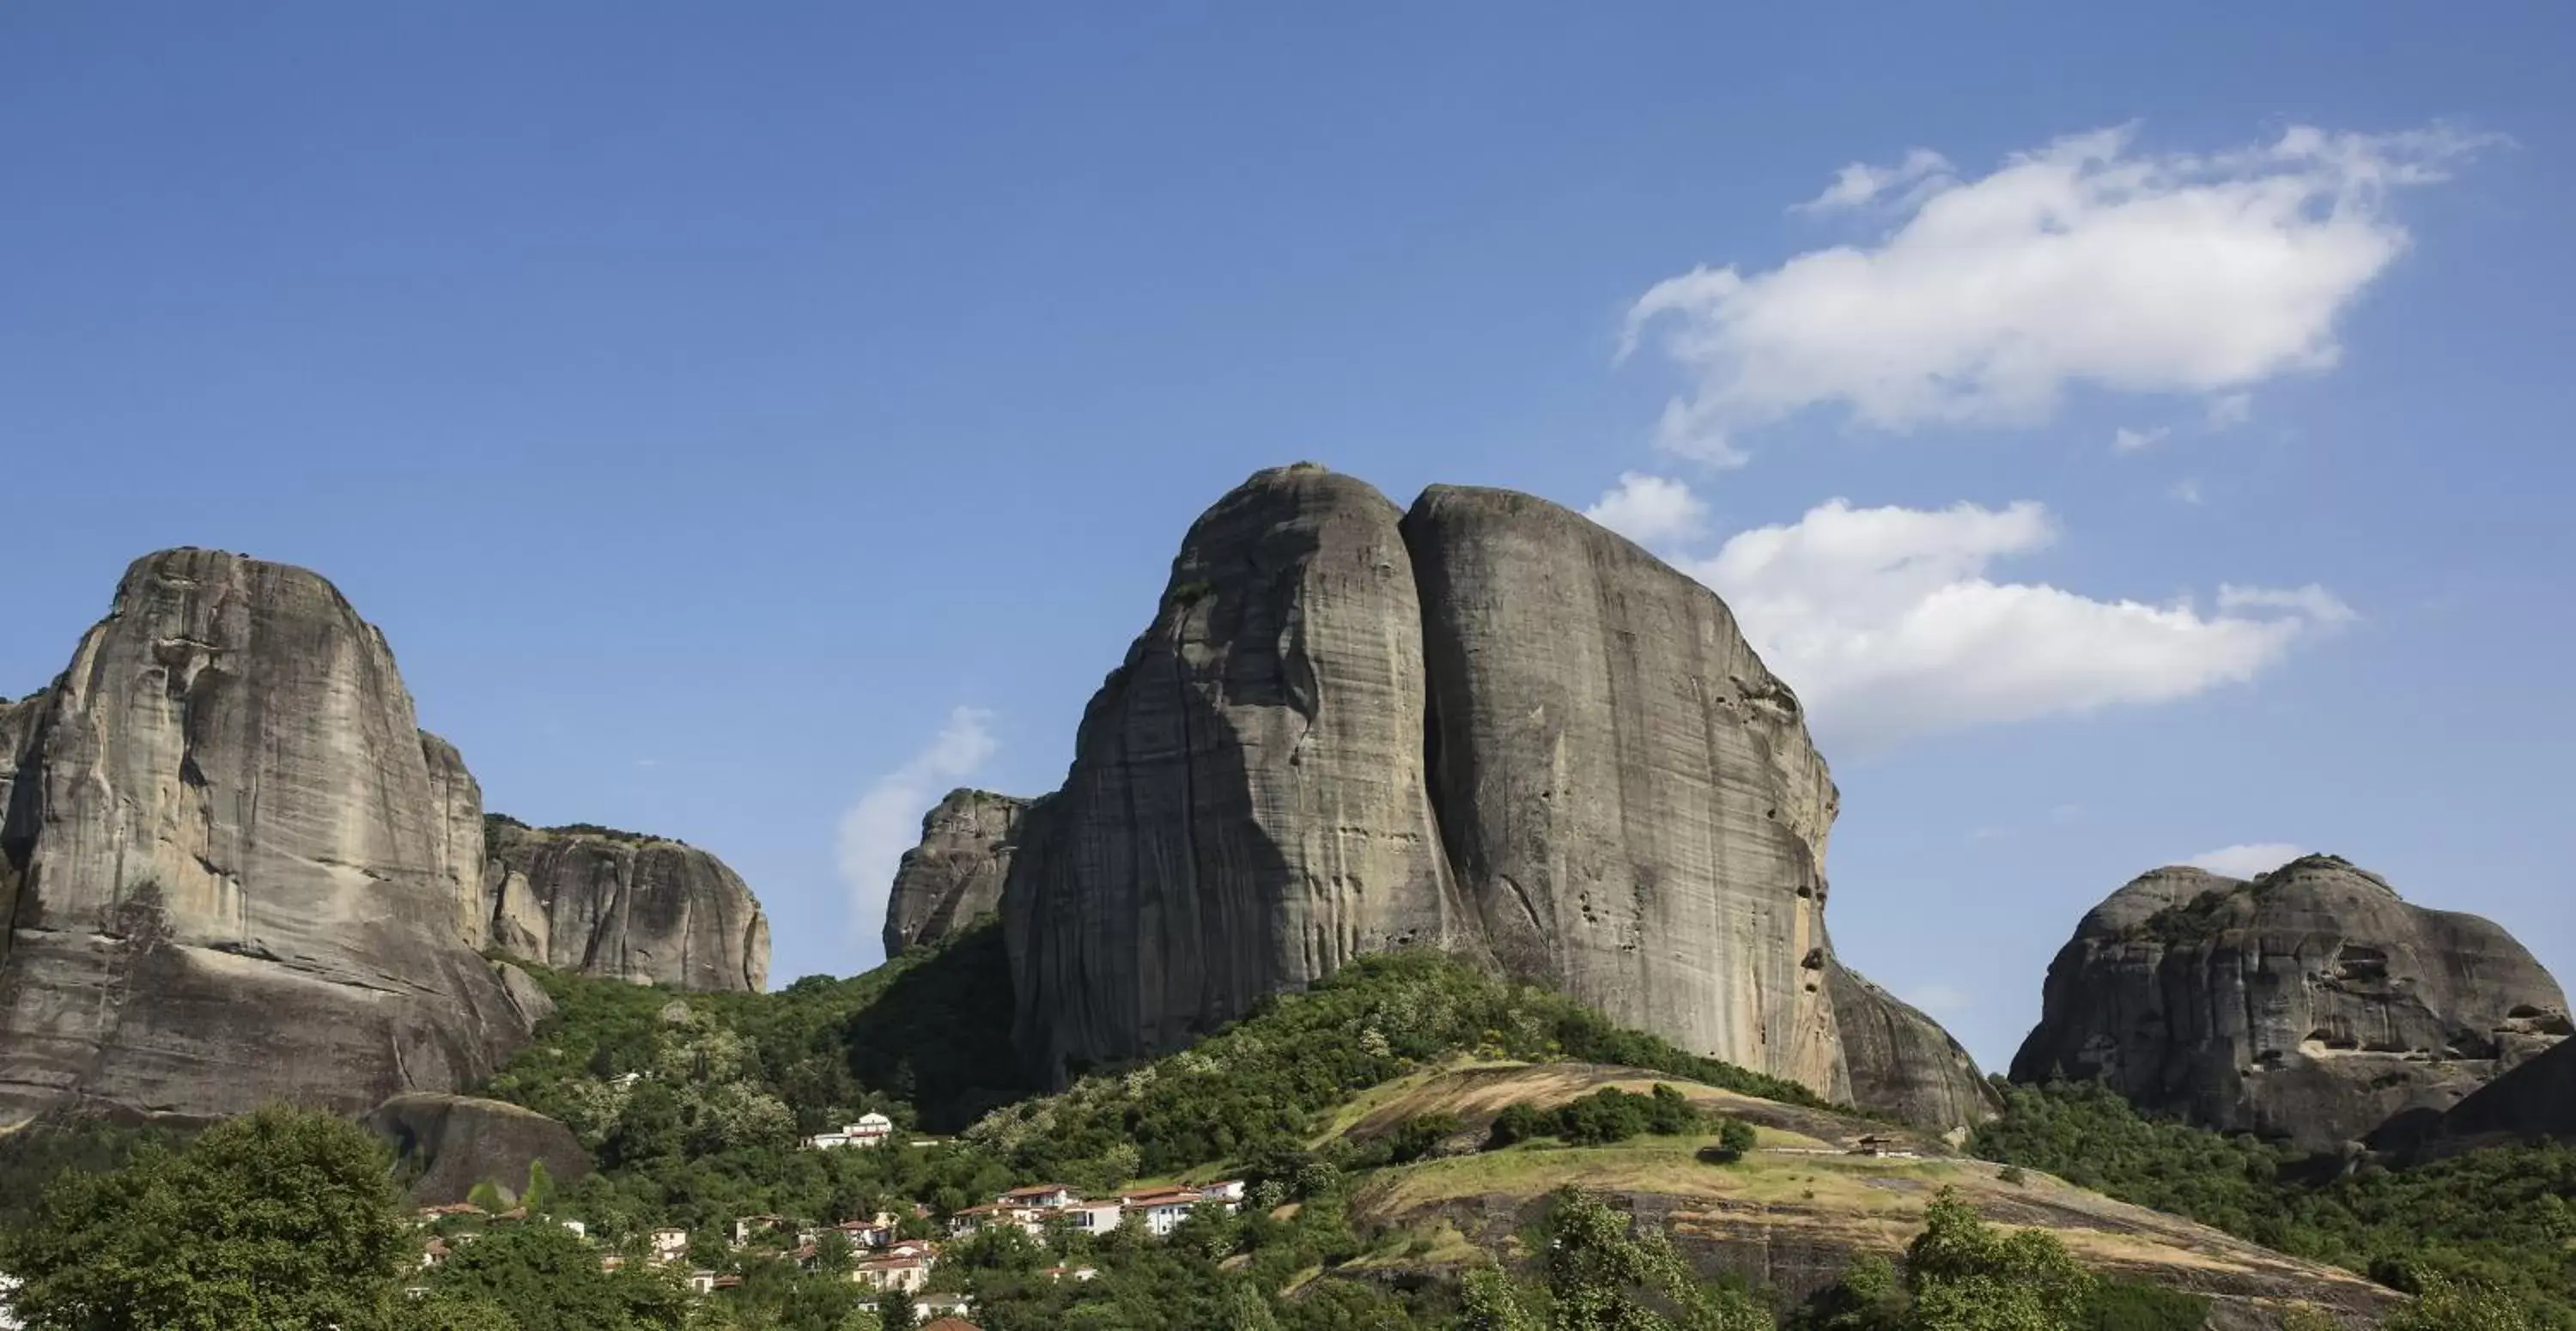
[482,819,770,994]
[0,549,534,1126]
[2013,856,2569,1152]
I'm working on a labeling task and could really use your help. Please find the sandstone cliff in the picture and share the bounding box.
[998,466,1996,1130]
[482,817,770,993]
[0,549,536,1127]
[1006,465,1478,1080]
[1406,483,1844,1095]
[2011,856,2569,1152]
[884,788,1030,956]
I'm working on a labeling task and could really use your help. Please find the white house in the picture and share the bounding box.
[849,1249,934,1293]
[649,1227,690,1265]
[915,1291,975,1322]
[805,1111,896,1150]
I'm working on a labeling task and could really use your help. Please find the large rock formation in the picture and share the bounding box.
[2011,856,2569,1152]
[1006,465,1479,1080]
[0,549,537,1127]
[366,1091,592,1206]
[1826,958,2004,1137]
[884,788,1030,956]
[482,818,769,993]
[1406,484,1844,1095]
[999,466,1997,1130]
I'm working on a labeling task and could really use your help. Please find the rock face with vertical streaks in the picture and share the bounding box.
[0,549,536,1127]
[996,466,1998,1130]
[884,788,1030,956]
[419,732,489,950]
[481,817,770,994]
[2010,856,2569,1152]
[1405,483,1845,1095]
[1005,464,1477,1081]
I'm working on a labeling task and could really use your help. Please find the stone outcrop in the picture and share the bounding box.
[366,1091,592,1206]
[999,465,1996,1129]
[2416,1031,2576,1154]
[1006,465,1478,1081]
[884,788,1030,956]
[482,818,769,993]
[0,549,536,1127]
[1406,484,1844,1095]
[1827,959,2004,1136]
[2011,856,2569,1152]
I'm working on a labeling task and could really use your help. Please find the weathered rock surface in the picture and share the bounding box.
[0,549,536,1127]
[1827,958,2003,1135]
[1344,1063,2400,1328]
[419,732,488,950]
[0,690,46,962]
[884,788,1030,956]
[482,818,770,993]
[2417,1031,2576,1154]
[366,1091,592,1206]
[2011,856,2569,1152]
[1006,465,1477,1081]
[998,466,1997,1130]
[1405,484,1844,1095]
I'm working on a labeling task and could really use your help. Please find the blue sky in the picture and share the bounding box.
[4,3,2569,1072]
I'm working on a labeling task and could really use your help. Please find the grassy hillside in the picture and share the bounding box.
[1972,1079,2576,1324]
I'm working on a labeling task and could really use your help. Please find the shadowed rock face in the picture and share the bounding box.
[482,821,770,994]
[1006,465,1478,1081]
[0,549,535,1127]
[2419,1035,2576,1153]
[1406,483,1846,1096]
[884,788,1030,957]
[1827,957,2004,1136]
[2011,856,2569,1152]
[366,1091,592,1206]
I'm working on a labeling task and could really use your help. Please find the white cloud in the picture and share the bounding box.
[1624,124,2491,461]
[837,706,999,952]
[1584,472,1710,544]
[1794,148,1953,213]
[2205,392,2254,429]
[2186,842,2308,878]
[2169,478,2205,506]
[2113,426,2170,453]
[1607,479,2357,749]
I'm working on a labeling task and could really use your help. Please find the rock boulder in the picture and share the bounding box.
[2010,856,2568,1152]
[366,1091,592,1206]
[0,549,536,1127]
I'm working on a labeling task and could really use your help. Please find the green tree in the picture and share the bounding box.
[2383,1274,2548,1331]
[1463,1188,1772,1330]
[430,1221,690,1331]
[1904,1188,2093,1331]
[394,1291,527,1331]
[0,1104,410,1331]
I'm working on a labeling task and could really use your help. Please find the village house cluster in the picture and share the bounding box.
[402,1175,1235,1323]
[946,1178,1247,1241]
